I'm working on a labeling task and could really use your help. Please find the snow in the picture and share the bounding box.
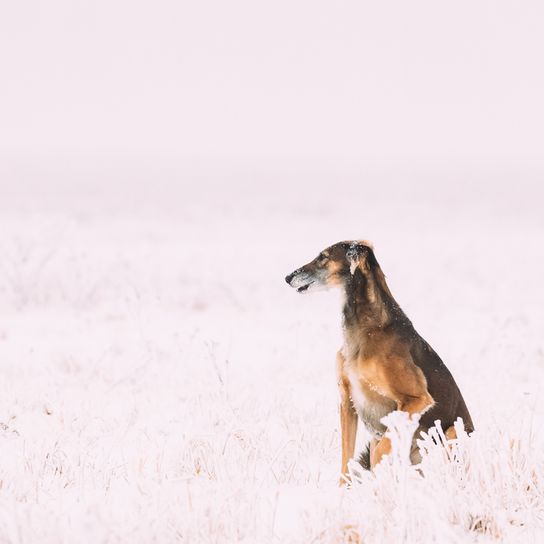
[0,164,543,542]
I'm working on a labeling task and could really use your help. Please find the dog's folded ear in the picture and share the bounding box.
[346,243,366,275]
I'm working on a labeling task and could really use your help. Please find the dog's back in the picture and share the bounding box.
[409,333,474,433]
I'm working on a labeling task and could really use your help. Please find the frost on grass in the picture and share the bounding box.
[0,183,543,543]
[337,412,544,543]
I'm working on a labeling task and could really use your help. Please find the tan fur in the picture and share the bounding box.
[325,260,344,286]
[336,351,358,484]
[338,339,435,475]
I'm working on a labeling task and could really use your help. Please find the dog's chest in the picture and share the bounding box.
[346,366,396,437]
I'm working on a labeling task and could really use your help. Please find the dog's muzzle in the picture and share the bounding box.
[285,270,314,293]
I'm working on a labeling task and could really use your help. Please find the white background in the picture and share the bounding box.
[1,1,544,162]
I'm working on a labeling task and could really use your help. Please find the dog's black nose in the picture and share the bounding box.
[285,272,294,284]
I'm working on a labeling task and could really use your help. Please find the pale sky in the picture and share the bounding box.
[1,1,543,163]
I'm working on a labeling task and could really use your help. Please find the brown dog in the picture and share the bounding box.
[285,240,473,481]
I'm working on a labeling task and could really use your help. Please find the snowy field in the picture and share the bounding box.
[0,161,543,543]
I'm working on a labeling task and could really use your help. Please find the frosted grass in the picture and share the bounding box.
[0,176,542,542]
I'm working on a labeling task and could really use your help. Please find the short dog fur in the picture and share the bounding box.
[285,240,474,481]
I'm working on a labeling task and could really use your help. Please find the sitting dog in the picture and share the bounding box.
[285,240,473,481]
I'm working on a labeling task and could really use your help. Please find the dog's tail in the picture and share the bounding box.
[358,443,371,471]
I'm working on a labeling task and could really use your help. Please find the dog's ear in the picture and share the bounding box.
[346,243,367,275]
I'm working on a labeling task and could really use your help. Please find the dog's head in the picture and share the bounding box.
[285,240,374,293]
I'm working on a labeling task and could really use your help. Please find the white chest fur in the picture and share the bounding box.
[346,367,395,438]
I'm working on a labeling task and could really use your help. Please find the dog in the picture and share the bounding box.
[285,240,474,481]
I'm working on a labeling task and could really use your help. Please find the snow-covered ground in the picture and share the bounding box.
[0,161,543,542]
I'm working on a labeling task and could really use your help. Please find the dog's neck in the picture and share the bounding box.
[342,260,409,349]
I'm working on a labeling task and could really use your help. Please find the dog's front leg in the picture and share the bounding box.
[337,350,358,485]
